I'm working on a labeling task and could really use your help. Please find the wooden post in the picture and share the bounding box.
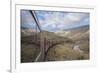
[40,32,45,61]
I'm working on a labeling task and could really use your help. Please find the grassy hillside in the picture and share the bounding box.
[21,26,89,62]
[53,25,90,60]
[45,43,84,61]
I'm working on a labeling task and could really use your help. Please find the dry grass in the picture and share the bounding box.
[21,26,89,62]
[45,43,84,61]
[21,44,40,63]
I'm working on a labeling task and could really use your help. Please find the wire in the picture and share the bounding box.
[29,10,42,32]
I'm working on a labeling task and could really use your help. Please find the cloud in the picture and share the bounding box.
[36,11,89,31]
[21,10,36,29]
[21,10,89,31]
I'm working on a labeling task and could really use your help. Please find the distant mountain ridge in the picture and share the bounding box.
[55,25,89,41]
[63,25,89,31]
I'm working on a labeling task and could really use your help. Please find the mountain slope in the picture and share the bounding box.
[55,25,89,41]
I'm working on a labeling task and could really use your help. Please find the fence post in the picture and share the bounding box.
[40,32,45,61]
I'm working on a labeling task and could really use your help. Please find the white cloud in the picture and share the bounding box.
[21,10,89,31]
[37,11,89,31]
[21,10,36,28]
[66,13,87,21]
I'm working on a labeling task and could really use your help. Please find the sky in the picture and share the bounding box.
[21,10,89,32]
